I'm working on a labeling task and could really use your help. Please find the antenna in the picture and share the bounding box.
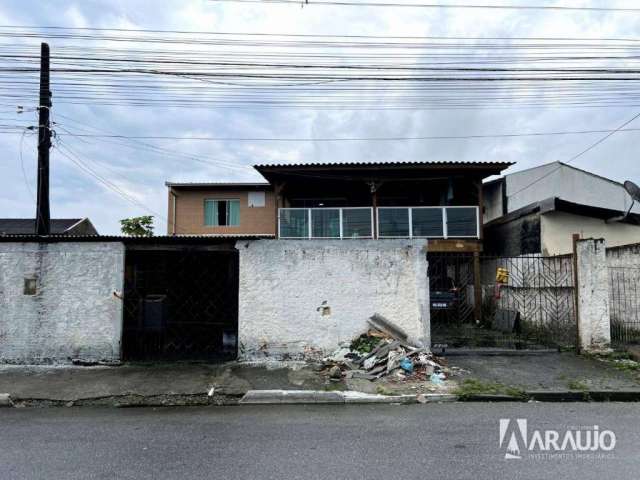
[606,180,640,223]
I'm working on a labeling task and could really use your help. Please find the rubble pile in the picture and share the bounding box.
[323,314,448,383]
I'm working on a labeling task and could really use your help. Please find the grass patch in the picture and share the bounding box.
[323,382,347,392]
[350,334,381,354]
[611,359,640,373]
[567,379,589,391]
[454,378,526,400]
[375,384,393,396]
[584,351,640,374]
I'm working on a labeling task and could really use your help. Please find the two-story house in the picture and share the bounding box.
[167,160,511,250]
[167,160,512,327]
[483,161,640,256]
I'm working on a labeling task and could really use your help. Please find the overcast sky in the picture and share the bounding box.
[1,0,639,234]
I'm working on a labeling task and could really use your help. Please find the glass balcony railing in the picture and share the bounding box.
[377,206,479,238]
[278,206,479,239]
[279,207,374,239]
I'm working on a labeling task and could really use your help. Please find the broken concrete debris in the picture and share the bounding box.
[323,313,448,383]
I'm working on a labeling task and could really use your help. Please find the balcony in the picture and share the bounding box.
[278,206,479,239]
[279,207,374,239]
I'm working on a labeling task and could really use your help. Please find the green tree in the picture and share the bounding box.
[120,216,154,237]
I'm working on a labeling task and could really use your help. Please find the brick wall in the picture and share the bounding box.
[168,188,276,235]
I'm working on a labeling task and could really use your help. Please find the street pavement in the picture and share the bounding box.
[1,403,639,479]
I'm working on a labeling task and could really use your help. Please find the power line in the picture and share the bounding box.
[53,126,640,142]
[54,140,167,224]
[2,25,640,42]
[507,111,640,198]
[19,129,35,201]
[52,112,253,172]
[208,0,640,12]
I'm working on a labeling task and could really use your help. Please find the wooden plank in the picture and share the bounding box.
[427,239,482,253]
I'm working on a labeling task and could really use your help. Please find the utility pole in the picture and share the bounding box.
[35,42,52,235]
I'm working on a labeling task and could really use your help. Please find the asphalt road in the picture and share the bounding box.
[1,403,639,480]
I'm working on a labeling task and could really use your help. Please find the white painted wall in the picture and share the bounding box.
[576,238,611,352]
[607,242,640,268]
[484,162,639,224]
[505,162,638,215]
[541,211,640,255]
[236,239,429,360]
[0,242,125,364]
[483,180,504,223]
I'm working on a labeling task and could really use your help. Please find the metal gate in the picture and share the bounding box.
[122,249,239,361]
[429,253,577,349]
[609,266,640,346]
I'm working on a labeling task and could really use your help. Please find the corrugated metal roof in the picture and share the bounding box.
[0,218,85,235]
[254,160,513,168]
[0,234,275,243]
[165,181,271,188]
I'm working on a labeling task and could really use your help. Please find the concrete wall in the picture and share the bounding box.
[541,211,640,256]
[0,242,125,364]
[483,180,504,223]
[606,243,640,343]
[576,238,611,352]
[607,242,640,268]
[504,162,638,215]
[484,211,541,256]
[236,239,429,360]
[168,187,276,235]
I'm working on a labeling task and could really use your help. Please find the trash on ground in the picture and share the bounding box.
[429,372,446,385]
[322,313,451,383]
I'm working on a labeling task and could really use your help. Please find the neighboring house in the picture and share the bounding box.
[483,162,640,256]
[167,160,512,252]
[166,182,275,236]
[0,218,98,236]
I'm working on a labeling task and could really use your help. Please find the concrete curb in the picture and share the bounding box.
[4,389,640,407]
[458,394,524,402]
[526,390,640,402]
[0,393,12,407]
[240,390,344,404]
[239,390,457,405]
[239,389,640,405]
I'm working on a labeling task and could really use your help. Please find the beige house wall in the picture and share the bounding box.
[168,188,276,235]
[541,211,640,256]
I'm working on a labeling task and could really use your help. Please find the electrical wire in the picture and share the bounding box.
[50,126,640,142]
[507,111,640,198]
[19,129,35,201]
[54,139,167,224]
[207,0,640,13]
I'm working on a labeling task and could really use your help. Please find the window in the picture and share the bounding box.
[342,208,373,238]
[248,191,265,207]
[280,209,308,238]
[446,207,478,237]
[311,209,340,238]
[412,208,444,237]
[378,208,409,237]
[204,199,240,226]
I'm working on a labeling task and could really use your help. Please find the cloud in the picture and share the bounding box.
[0,0,639,234]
